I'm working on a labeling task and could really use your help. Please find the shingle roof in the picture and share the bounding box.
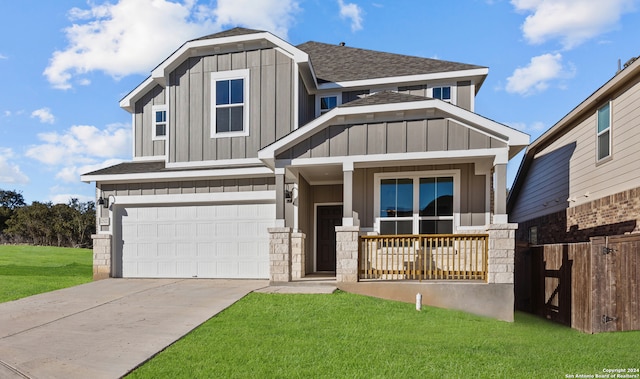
[189,27,266,42]
[296,41,485,83]
[339,91,430,107]
[84,162,167,176]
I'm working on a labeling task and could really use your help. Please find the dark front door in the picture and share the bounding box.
[316,205,343,272]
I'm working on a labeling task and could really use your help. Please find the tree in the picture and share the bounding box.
[4,198,96,247]
[0,189,26,236]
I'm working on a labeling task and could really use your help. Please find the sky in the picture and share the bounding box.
[1,0,639,204]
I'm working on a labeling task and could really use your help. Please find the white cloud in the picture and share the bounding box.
[338,0,364,32]
[512,0,637,49]
[56,159,124,183]
[506,53,574,95]
[0,148,29,185]
[44,0,301,89]
[25,123,131,183]
[213,0,300,38]
[0,54,7,60]
[31,108,56,124]
[507,121,547,134]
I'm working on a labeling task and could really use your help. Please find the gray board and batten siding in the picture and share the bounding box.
[276,118,506,160]
[134,84,166,158]
[134,48,295,162]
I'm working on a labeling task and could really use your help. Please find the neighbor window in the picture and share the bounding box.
[432,86,451,101]
[597,102,611,161]
[377,172,457,235]
[152,105,167,140]
[211,69,250,138]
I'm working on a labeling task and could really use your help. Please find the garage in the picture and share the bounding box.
[114,203,275,278]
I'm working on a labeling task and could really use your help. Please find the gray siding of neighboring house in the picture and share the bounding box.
[510,78,640,223]
[134,85,166,158]
[164,48,294,163]
[276,118,506,160]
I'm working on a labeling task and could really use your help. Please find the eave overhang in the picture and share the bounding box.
[258,99,529,167]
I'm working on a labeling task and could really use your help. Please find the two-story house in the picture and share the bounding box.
[82,28,528,321]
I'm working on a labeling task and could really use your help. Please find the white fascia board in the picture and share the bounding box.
[165,158,264,169]
[436,101,530,146]
[120,76,156,112]
[152,33,308,79]
[316,68,489,91]
[111,190,275,206]
[259,99,528,160]
[81,166,274,184]
[283,147,510,168]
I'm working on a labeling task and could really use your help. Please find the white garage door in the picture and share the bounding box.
[117,203,275,278]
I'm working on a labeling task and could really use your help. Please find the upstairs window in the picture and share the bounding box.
[432,86,451,101]
[211,69,250,138]
[152,105,167,140]
[597,102,611,161]
[317,93,341,116]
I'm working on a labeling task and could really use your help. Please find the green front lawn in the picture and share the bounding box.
[0,245,93,303]
[128,291,640,379]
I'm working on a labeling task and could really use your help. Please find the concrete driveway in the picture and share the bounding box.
[0,279,268,379]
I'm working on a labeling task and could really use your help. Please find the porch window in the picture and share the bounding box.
[377,173,456,235]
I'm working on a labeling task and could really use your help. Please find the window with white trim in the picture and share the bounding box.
[152,105,167,140]
[376,172,457,235]
[211,69,250,138]
[316,93,341,116]
[597,102,611,161]
[432,86,451,101]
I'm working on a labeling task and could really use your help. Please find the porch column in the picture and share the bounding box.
[487,223,518,284]
[275,168,286,227]
[342,161,356,226]
[268,227,292,283]
[291,231,306,279]
[91,234,112,280]
[335,226,360,283]
[493,163,508,224]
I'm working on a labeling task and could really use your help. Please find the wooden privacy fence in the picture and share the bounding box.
[515,234,640,333]
[358,234,488,281]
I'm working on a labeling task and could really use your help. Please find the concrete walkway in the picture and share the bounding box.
[0,279,268,379]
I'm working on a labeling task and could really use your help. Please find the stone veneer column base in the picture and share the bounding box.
[268,227,292,283]
[487,223,518,284]
[92,234,112,280]
[335,226,360,283]
[291,232,306,280]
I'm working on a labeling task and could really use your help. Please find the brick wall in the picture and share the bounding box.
[515,186,640,244]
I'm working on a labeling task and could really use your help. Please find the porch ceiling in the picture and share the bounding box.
[291,164,343,184]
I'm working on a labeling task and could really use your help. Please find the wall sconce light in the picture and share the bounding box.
[97,195,115,209]
[97,196,108,208]
[284,184,295,203]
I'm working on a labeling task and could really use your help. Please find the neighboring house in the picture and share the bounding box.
[82,28,528,320]
[508,56,640,244]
